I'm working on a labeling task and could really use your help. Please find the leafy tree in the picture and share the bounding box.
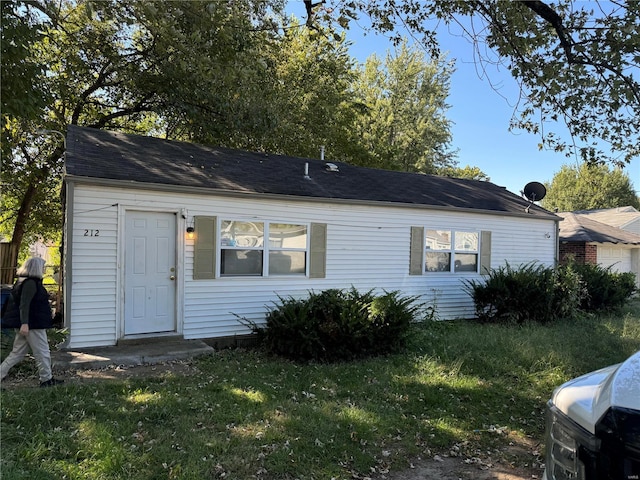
[307,0,640,167]
[1,126,64,268]
[542,163,640,212]
[349,42,456,173]
[438,165,489,181]
[0,1,48,132]
[239,20,365,161]
[1,0,461,282]
[0,0,283,280]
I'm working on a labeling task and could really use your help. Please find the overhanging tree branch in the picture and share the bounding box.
[521,0,640,103]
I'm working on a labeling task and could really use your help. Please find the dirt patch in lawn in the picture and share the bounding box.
[370,438,544,479]
[1,359,198,388]
[374,455,543,479]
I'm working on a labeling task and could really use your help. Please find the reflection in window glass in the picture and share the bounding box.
[454,253,478,272]
[218,220,308,277]
[426,230,451,250]
[221,250,263,276]
[269,224,307,249]
[455,232,478,251]
[269,223,307,275]
[425,252,451,272]
[424,229,480,273]
[220,221,264,248]
[269,251,306,275]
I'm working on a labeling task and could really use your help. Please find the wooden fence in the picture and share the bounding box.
[0,242,17,285]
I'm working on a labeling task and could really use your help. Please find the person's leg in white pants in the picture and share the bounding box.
[26,329,52,382]
[1,332,30,380]
[0,329,52,383]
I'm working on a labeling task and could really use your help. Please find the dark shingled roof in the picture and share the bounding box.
[65,125,556,219]
[557,212,640,245]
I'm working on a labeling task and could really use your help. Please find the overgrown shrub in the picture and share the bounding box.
[570,262,637,311]
[239,288,422,361]
[465,261,637,324]
[464,262,584,324]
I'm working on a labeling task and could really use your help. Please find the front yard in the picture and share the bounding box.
[2,299,639,479]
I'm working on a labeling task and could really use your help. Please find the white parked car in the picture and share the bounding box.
[543,350,640,480]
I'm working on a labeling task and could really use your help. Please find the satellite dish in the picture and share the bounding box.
[523,182,546,202]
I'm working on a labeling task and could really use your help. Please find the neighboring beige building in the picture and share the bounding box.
[574,206,640,235]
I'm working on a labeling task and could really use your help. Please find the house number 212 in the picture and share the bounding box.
[83,229,100,237]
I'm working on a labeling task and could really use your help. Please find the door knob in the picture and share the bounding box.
[169,275,176,280]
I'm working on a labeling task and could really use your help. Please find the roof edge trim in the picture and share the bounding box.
[64,174,560,222]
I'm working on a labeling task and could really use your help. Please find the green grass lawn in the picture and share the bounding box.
[2,299,639,479]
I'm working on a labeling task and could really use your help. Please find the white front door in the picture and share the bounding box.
[124,211,177,336]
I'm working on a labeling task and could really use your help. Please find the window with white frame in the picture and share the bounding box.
[425,229,479,273]
[220,220,265,275]
[268,223,308,275]
[193,216,326,280]
[219,220,308,276]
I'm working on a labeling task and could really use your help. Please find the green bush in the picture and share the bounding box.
[465,261,637,324]
[464,262,584,324]
[570,262,637,311]
[241,288,422,361]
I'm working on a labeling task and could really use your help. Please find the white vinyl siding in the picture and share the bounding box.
[66,189,120,347]
[66,184,558,348]
[621,218,640,235]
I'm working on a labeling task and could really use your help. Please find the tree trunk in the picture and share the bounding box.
[2,181,39,283]
[1,143,61,283]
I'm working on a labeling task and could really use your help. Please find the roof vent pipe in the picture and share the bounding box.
[320,145,325,161]
[304,162,310,180]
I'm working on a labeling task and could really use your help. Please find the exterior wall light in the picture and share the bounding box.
[186,226,195,240]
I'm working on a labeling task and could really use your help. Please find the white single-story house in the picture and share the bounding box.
[62,125,559,348]
[557,210,640,288]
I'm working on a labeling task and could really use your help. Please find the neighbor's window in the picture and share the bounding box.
[425,230,478,273]
[219,221,308,276]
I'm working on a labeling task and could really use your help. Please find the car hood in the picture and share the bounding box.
[550,351,640,433]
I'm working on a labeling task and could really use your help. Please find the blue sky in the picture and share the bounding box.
[286,3,639,198]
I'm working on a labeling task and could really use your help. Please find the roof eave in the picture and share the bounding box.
[560,237,640,245]
[584,240,640,246]
[64,174,560,222]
